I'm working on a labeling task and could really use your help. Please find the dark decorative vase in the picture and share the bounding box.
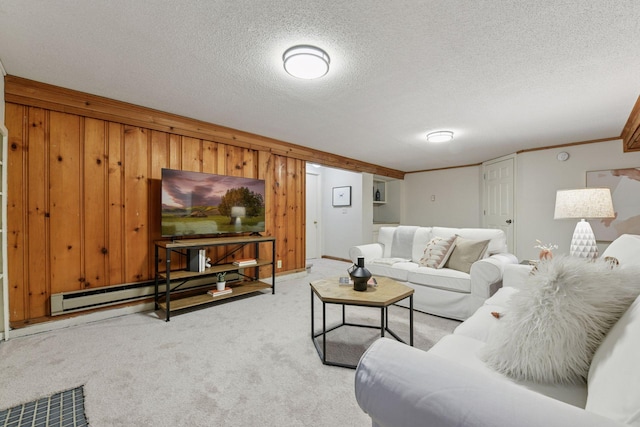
[349,257,371,292]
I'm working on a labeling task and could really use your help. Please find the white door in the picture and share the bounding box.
[483,155,515,252]
[305,172,321,259]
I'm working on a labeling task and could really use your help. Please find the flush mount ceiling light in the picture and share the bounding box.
[283,45,330,79]
[426,131,454,143]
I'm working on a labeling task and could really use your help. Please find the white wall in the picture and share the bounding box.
[403,166,482,227]
[402,140,640,261]
[515,140,640,260]
[321,167,370,260]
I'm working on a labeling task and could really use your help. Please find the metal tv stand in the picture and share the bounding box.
[154,235,276,321]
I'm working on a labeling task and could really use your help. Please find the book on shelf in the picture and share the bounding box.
[199,249,206,272]
[233,258,257,266]
[208,287,232,297]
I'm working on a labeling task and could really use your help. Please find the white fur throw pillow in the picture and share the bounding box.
[418,235,457,268]
[481,255,640,384]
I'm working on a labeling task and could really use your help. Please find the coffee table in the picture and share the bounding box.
[310,276,414,369]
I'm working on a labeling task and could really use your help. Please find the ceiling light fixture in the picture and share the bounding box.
[283,45,330,79]
[426,131,454,143]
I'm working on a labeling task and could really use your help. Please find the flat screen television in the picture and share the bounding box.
[161,168,266,237]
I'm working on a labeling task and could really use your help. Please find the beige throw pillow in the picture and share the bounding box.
[419,235,457,268]
[445,237,489,273]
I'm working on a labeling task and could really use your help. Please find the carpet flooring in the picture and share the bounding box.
[0,258,460,426]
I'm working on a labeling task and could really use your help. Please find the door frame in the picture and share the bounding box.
[305,170,322,259]
[1,124,9,340]
[482,153,517,254]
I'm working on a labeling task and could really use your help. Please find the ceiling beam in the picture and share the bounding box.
[4,75,405,180]
[622,94,640,152]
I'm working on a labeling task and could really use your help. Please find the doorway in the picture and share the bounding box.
[306,171,321,259]
[482,155,516,252]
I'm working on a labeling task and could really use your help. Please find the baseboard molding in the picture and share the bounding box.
[321,255,352,263]
[6,269,308,339]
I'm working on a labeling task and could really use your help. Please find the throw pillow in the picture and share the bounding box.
[418,235,457,268]
[480,255,640,384]
[444,237,489,273]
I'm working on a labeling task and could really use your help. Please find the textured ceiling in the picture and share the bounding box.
[1,1,639,172]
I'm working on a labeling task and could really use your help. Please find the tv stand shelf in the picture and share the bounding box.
[154,235,276,321]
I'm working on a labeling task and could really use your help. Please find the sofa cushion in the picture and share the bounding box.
[586,294,640,425]
[601,233,640,267]
[445,237,489,273]
[365,261,416,282]
[408,267,471,293]
[389,226,419,259]
[432,227,507,255]
[377,227,397,258]
[418,235,457,268]
[453,304,503,342]
[411,227,433,262]
[429,334,588,408]
[480,256,640,384]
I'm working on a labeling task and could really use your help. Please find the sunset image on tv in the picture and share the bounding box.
[161,169,266,237]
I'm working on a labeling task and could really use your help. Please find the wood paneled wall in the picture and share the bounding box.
[5,103,305,324]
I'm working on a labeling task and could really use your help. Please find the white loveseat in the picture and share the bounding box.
[349,226,518,320]
[354,234,640,427]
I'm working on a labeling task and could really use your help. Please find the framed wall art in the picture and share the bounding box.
[332,186,352,207]
[586,167,640,241]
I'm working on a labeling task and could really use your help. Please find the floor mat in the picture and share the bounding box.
[0,386,88,427]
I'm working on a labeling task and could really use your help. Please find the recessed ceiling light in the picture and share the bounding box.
[426,131,454,143]
[283,45,330,79]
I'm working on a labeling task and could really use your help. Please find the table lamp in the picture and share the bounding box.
[553,188,615,259]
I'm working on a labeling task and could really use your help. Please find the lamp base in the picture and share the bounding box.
[570,219,598,259]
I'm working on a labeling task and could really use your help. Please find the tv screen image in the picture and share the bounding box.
[161,168,266,237]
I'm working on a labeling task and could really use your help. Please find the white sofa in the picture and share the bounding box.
[354,234,640,427]
[349,226,518,320]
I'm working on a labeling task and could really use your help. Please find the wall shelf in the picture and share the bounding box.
[373,179,387,204]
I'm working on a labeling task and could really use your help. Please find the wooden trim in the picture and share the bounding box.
[321,255,352,263]
[406,162,482,174]
[622,95,640,152]
[405,136,623,174]
[516,136,620,154]
[5,75,405,180]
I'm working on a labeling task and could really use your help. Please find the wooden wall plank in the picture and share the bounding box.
[83,118,107,289]
[26,108,49,317]
[5,75,405,179]
[123,126,149,282]
[107,122,124,285]
[49,111,82,293]
[181,136,201,172]
[202,141,218,174]
[149,130,169,273]
[6,104,27,322]
[5,99,308,324]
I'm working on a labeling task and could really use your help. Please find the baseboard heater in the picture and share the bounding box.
[50,274,239,316]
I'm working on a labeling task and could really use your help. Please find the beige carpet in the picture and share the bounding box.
[0,258,460,426]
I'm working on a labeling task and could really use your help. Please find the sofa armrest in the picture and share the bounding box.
[503,263,535,290]
[349,243,384,263]
[469,253,518,298]
[355,338,624,427]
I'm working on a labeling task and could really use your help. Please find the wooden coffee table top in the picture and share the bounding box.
[310,276,413,307]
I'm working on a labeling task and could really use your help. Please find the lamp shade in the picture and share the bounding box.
[553,188,614,219]
[554,188,614,259]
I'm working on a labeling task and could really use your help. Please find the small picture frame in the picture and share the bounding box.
[332,186,352,207]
